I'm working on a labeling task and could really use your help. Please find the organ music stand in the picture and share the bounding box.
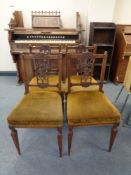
[31,11,61,28]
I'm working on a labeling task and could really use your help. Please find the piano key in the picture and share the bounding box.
[14,40,76,44]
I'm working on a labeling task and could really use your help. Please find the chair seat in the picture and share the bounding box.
[61,76,99,93]
[67,91,120,126]
[70,75,99,92]
[7,91,63,128]
[29,75,59,93]
[29,75,99,93]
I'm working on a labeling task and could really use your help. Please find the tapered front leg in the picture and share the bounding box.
[108,123,119,152]
[57,127,62,157]
[68,126,73,155]
[9,126,21,155]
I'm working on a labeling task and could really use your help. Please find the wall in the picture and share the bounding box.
[88,0,116,22]
[113,0,131,24]
[0,0,116,71]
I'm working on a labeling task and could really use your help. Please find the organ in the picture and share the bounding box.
[7,11,84,83]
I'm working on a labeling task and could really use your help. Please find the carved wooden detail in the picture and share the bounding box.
[67,52,108,92]
[32,11,61,28]
[32,53,50,88]
[8,11,24,29]
[79,52,95,86]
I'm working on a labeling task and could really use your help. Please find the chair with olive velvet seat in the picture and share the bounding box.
[62,44,98,93]
[67,51,120,155]
[7,53,63,157]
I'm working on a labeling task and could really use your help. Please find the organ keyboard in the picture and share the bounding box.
[7,11,83,83]
[13,29,79,44]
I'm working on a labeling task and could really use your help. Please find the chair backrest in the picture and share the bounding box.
[124,56,131,92]
[21,52,62,93]
[29,45,61,54]
[65,44,97,77]
[66,44,97,53]
[67,51,107,92]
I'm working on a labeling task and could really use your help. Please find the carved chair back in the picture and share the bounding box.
[67,51,107,92]
[29,45,61,54]
[65,44,97,75]
[21,52,62,93]
[66,44,97,53]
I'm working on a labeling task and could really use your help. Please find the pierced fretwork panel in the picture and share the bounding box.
[79,52,95,86]
[39,45,51,54]
[76,44,86,53]
[32,53,50,88]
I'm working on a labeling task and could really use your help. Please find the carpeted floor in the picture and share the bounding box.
[0,76,131,175]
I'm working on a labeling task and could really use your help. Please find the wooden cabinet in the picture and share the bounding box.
[89,22,116,80]
[110,25,131,83]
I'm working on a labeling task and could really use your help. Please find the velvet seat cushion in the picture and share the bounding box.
[29,75,99,93]
[70,75,99,92]
[29,75,59,93]
[67,91,120,126]
[61,76,99,93]
[7,91,63,128]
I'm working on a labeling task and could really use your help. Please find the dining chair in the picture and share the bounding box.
[67,51,120,155]
[7,52,63,157]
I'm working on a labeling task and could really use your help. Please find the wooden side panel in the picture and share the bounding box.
[13,11,24,27]
[110,25,131,83]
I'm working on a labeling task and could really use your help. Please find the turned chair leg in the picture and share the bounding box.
[57,127,62,157]
[9,126,21,155]
[108,123,119,152]
[68,126,73,155]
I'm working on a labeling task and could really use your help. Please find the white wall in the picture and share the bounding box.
[0,0,116,71]
[88,0,116,22]
[0,2,16,71]
[113,0,131,24]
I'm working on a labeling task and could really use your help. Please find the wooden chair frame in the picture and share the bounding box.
[67,51,120,155]
[8,52,63,157]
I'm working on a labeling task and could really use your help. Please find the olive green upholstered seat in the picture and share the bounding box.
[29,75,99,93]
[29,75,59,93]
[69,75,99,92]
[67,91,120,126]
[8,91,63,128]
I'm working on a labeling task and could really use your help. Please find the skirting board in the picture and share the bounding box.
[0,71,17,76]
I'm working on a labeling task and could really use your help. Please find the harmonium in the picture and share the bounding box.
[6,11,83,83]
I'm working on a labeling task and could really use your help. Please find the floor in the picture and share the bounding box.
[0,76,131,175]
